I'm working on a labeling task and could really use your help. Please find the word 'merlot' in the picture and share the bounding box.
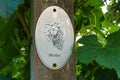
[49,53,60,57]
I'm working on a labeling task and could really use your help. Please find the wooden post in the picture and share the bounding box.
[31,0,76,80]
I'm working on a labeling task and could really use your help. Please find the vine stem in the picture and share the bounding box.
[93,1,104,10]
[90,65,100,78]
[86,10,96,35]
[91,10,96,27]
[16,7,30,38]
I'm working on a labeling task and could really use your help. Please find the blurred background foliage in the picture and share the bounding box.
[75,0,120,80]
[0,0,120,80]
[0,0,30,80]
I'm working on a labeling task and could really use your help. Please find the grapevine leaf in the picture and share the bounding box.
[76,35,102,64]
[0,0,23,19]
[76,30,120,78]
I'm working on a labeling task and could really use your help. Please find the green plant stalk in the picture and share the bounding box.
[89,65,100,78]
[85,10,96,35]
[16,8,30,38]
[90,10,96,29]
[93,1,103,10]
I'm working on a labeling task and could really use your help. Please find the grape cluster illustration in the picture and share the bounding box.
[43,21,64,50]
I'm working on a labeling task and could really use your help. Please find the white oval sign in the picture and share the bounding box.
[35,6,74,70]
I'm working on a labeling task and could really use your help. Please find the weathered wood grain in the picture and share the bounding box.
[31,0,76,80]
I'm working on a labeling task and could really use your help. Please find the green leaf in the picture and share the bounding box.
[0,17,5,30]
[0,74,16,80]
[0,0,30,80]
[76,64,82,76]
[0,42,19,75]
[94,68,118,80]
[102,19,120,34]
[75,9,81,15]
[84,0,101,7]
[0,63,15,75]
[0,14,21,77]
[109,25,120,33]
[76,35,102,64]
[76,30,120,78]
